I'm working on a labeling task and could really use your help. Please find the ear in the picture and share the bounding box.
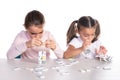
[23,24,27,29]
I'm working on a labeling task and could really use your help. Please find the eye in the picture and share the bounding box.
[39,31,43,34]
[91,34,95,36]
[29,30,43,35]
[83,34,89,37]
[30,33,36,35]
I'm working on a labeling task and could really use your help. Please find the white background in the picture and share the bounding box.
[0,0,120,60]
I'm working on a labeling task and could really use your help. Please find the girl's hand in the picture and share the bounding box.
[82,40,91,50]
[26,38,42,48]
[45,40,56,50]
[96,46,107,55]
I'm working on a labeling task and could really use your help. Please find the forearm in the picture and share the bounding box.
[53,44,64,59]
[63,47,84,59]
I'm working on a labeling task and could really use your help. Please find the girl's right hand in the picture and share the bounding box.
[82,40,91,50]
[45,39,56,50]
[26,38,43,48]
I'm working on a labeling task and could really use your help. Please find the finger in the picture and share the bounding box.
[95,48,99,54]
[33,39,42,46]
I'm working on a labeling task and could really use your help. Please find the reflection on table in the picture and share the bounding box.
[0,58,120,80]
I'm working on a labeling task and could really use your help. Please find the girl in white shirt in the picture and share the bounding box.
[64,16,107,59]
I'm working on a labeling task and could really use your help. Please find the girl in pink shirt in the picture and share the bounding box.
[7,10,64,60]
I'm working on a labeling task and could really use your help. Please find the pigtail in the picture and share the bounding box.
[92,20,101,42]
[67,20,78,44]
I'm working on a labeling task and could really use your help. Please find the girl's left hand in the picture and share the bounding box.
[96,46,107,55]
[45,40,56,50]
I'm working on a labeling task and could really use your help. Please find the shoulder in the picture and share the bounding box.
[41,30,55,41]
[93,39,101,45]
[16,30,26,35]
[15,30,28,39]
[17,30,27,37]
[70,37,82,43]
[68,37,82,48]
[91,39,101,48]
[43,30,54,37]
[43,30,51,35]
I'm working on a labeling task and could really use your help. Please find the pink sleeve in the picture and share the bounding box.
[7,31,27,59]
[48,32,64,58]
[53,43,64,58]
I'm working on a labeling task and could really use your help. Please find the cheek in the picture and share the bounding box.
[89,36,95,42]
[30,35,35,38]
[80,36,87,41]
[90,37,94,41]
[36,34,43,38]
[39,34,42,38]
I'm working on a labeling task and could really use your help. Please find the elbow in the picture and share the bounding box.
[6,52,15,59]
[7,54,12,59]
[7,54,13,59]
[63,52,71,59]
[63,53,67,59]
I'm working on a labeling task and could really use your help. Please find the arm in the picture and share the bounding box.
[7,31,27,59]
[45,31,64,58]
[63,37,91,59]
[63,45,84,59]
[53,43,64,59]
[7,31,43,59]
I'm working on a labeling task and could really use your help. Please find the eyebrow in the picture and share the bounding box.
[30,31,43,34]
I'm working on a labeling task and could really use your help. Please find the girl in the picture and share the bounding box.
[64,16,107,59]
[7,10,64,60]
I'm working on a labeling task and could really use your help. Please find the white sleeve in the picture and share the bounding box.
[68,38,82,48]
[93,40,101,50]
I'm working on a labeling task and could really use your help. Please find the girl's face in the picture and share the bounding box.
[27,24,44,39]
[79,27,96,42]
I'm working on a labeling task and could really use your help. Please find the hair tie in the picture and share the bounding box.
[74,20,78,31]
[74,20,78,23]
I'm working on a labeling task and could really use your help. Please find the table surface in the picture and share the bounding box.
[0,58,120,80]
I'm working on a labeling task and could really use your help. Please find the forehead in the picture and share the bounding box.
[27,25,44,32]
[80,27,96,34]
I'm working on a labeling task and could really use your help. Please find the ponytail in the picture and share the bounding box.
[67,20,78,44]
[92,20,101,42]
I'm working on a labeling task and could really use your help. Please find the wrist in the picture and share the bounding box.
[80,46,85,51]
[26,41,31,48]
[51,46,56,51]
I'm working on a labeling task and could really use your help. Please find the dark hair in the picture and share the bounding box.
[24,10,45,29]
[92,20,100,42]
[67,16,100,44]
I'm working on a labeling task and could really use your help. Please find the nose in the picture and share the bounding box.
[34,34,40,38]
[86,35,92,41]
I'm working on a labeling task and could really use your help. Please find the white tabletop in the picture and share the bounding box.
[0,58,120,80]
